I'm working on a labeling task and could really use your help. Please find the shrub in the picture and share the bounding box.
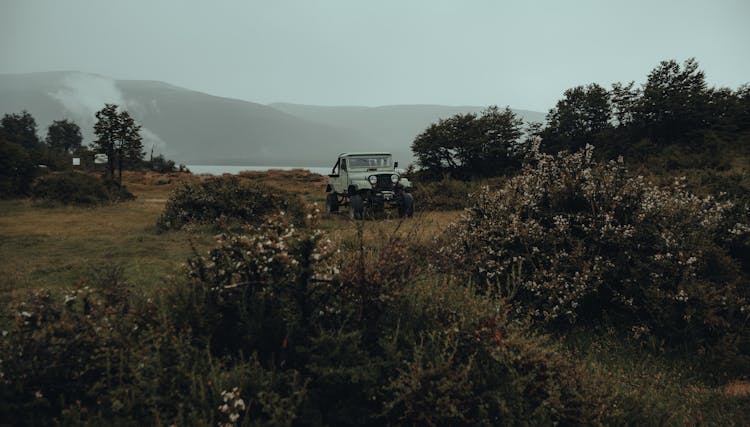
[410,179,477,211]
[409,177,507,211]
[441,145,750,357]
[30,171,134,205]
[0,140,38,198]
[0,269,148,424]
[170,213,612,425]
[157,176,307,230]
[1,208,615,425]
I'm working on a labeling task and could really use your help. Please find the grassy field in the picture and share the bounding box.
[0,175,213,300]
[1,170,748,424]
[0,170,458,299]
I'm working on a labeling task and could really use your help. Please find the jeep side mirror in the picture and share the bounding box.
[394,161,399,168]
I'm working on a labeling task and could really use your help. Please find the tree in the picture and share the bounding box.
[0,111,41,149]
[469,106,524,176]
[610,81,640,128]
[542,83,611,153]
[636,58,709,143]
[512,121,544,161]
[46,119,83,153]
[92,104,144,184]
[411,106,524,179]
[412,114,474,179]
[0,139,37,198]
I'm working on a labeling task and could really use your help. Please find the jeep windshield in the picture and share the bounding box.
[347,156,392,168]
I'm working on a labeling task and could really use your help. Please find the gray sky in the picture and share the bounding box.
[1,0,748,112]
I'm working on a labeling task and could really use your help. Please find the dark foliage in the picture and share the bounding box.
[537,59,750,191]
[0,139,38,198]
[441,146,750,369]
[91,104,144,183]
[411,106,524,180]
[157,176,307,230]
[0,213,612,425]
[46,119,83,153]
[31,171,134,206]
[1,110,41,149]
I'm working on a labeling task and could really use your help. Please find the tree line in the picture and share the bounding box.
[1,104,182,198]
[411,58,750,180]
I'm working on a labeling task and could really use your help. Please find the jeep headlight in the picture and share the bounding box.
[390,174,400,183]
[368,175,378,185]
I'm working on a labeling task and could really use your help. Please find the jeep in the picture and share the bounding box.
[325,152,414,219]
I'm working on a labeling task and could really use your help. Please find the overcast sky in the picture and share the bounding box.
[1,0,748,112]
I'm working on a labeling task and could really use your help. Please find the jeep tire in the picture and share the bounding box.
[350,194,364,220]
[326,192,339,213]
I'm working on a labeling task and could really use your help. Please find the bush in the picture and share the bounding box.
[0,268,150,424]
[31,171,134,205]
[410,179,481,211]
[157,176,307,230]
[0,211,613,425]
[170,213,610,425]
[441,145,750,358]
[0,140,38,198]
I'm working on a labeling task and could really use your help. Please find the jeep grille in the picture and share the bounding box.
[372,174,394,191]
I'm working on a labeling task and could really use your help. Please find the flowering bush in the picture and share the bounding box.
[217,387,246,427]
[441,145,750,352]
[0,272,154,424]
[0,206,616,425]
[156,176,306,230]
[172,207,339,357]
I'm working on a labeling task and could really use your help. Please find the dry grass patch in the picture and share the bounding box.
[0,177,213,297]
[723,380,750,398]
[238,169,328,203]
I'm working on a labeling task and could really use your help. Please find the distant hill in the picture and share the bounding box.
[269,103,546,163]
[0,71,545,166]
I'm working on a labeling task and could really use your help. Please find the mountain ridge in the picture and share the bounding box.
[0,71,546,166]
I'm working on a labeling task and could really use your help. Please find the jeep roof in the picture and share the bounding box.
[337,152,392,157]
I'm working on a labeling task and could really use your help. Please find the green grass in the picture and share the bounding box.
[566,329,750,425]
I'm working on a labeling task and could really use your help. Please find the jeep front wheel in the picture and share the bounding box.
[326,192,339,213]
[350,194,364,220]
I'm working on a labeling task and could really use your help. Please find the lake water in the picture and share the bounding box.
[187,165,332,176]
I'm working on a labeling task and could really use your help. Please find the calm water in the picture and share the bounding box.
[187,165,332,176]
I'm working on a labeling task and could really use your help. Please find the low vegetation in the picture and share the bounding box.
[2,209,611,425]
[0,107,186,200]
[409,177,504,211]
[1,159,749,425]
[157,176,307,230]
[441,146,750,372]
[31,171,134,206]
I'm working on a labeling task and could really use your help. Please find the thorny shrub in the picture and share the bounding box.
[441,144,750,358]
[157,176,306,230]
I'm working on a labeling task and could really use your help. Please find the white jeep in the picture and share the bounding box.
[325,152,414,219]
